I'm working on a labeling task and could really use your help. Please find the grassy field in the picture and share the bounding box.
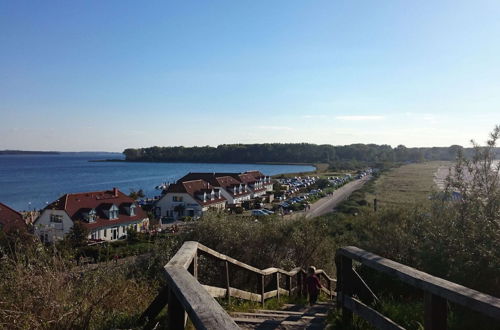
[366,161,451,207]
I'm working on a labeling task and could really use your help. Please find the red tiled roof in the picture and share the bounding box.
[244,170,266,179]
[0,202,26,233]
[165,180,226,206]
[177,173,252,197]
[43,188,147,230]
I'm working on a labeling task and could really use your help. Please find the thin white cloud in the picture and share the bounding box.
[335,115,384,121]
[256,125,293,131]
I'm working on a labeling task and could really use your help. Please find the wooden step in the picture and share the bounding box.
[231,311,325,322]
[233,317,325,329]
[251,309,328,317]
[232,303,332,329]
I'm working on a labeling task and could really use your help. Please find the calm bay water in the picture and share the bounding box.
[0,153,314,211]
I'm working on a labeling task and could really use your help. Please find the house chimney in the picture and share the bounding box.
[113,187,118,197]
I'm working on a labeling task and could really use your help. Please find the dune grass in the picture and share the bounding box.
[365,161,451,207]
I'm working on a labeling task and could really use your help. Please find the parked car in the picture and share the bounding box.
[251,209,268,216]
[261,209,274,215]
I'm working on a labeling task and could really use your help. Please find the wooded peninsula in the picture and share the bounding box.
[123,143,496,165]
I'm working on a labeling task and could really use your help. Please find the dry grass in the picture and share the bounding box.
[0,240,162,330]
[366,161,452,207]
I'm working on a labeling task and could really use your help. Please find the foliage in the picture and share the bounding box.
[0,237,159,329]
[128,189,145,200]
[65,221,89,248]
[126,226,139,243]
[186,213,337,274]
[123,143,492,165]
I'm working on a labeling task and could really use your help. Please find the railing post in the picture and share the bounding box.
[424,292,447,330]
[260,274,265,306]
[276,272,280,300]
[188,250,198,279]
[340,256,353,325]
[225,260,231,304]
[288,274,292,296]
[139,285,170,328]
[168,289,187,330]
[298,271,303,297]
[329,279,333,300]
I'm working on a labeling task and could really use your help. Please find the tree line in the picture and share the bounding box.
[123,143,498,164]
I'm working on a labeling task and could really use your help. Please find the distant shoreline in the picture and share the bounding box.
[0,150,60,155]
[89,158,317,168]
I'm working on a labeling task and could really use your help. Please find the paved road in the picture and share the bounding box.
[304,176,371,218]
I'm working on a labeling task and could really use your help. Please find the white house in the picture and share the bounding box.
[177,173,252,205]
[156,179,227,220]
[244,171,274,192]
[34,188,149,243]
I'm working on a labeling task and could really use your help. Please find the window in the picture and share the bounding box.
[103,228,107,238]
[173,196,183,202]
[86,209,97,223]
[50,214,63,223]
[129,204,136,216]
[108,205,119,219]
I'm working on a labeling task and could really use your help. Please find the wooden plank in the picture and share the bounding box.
[340,255,353,324]
[166,241,198,269]
[202,285,227,298]
[316,269,336,282]
[260,274,265,306]
[276,272,280,300]
[168,287,187,329]
[139,285,170,327]
[263,290,278,300]
[230,287,262,302]
[164,266,239,329]
[342,295,406,330]
[338,246,500,320]
[197,244,264,274]
[225,260,231,304]
[424,292,447,330]
[188,250,198,279]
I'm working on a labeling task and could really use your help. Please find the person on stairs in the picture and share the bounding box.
[305,266,322,305]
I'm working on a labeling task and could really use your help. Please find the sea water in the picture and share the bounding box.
[0,153,314,211]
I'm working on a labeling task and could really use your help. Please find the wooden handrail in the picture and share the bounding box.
[336,246,500,330]
[141,241,336,329]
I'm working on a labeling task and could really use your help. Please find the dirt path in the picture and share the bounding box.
[303,176,371,218]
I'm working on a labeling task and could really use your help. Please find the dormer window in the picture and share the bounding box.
[106,204,119,220]
[211,190,215,200]
[86,209,97,223]
[129,204,136,216]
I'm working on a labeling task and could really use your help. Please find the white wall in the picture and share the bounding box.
[34,210,73,243]
[156,193,203,220]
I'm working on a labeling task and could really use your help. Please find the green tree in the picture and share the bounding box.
[65,221,89,248]
[129,189,145,200]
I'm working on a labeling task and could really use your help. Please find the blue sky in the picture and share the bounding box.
[1,1,499,151]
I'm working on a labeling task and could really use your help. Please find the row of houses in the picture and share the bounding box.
[0,170,273,243]
[156,171,273,220]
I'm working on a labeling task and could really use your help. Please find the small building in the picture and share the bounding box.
[0,202,26,233]
[177,173,252,205]
[156,179,227,220]
[33,188,149,243]
[244,171,274,192]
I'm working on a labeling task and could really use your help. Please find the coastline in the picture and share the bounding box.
[90,158,318,168]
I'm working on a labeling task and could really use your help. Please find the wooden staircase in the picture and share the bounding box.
[232,302,334,329]
[141,242,500,329]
